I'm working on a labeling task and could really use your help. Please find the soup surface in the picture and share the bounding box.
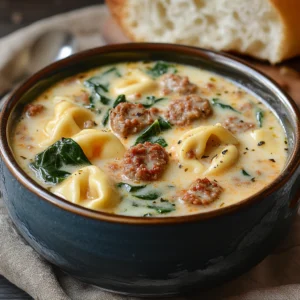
[12,61,288,217]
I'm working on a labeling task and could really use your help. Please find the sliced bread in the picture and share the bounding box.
[107,0,300,63]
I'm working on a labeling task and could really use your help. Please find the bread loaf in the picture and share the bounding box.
[107,0,300,63]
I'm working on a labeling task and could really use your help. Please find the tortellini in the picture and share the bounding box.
[177,125,239,174]
[251,129,278,153]
[72,129,125,160]
[42,100,93,146]
[112,69,156,97]
[52,166,120,211]
[205,145,239,175]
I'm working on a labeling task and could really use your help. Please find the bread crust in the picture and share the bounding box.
[106,0,139,42]
[270,0,300,62]
[106,0,300,63]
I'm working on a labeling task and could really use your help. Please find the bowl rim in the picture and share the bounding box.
[1,43,300,225]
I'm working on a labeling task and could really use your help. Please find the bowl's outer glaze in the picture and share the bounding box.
[0,44,300,296]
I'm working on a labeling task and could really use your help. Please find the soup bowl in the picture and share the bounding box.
[0,44,300,297]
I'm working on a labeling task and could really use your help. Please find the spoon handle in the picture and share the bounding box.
[0,90,10,101]
[0,93,9,109]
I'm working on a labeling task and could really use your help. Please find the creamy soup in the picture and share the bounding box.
[12,61,288,217]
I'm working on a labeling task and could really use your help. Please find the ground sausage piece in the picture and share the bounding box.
[110,103,158,137]
[83,120,97,129]
[165,94,212,126]
[222,116,255,134]
[182,178,223,205]
[24,104,44,117]
[123,142,169,181]
[160,74,197,95]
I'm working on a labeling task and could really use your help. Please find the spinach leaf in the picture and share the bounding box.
[256,109,264,128]
[113,94,127,108]
[98,94,111,105]
[130,197,175,215]
[147,198,176,214]
[134,118,171,147]
[158,117,172,130]
[102,95,127,126]
[147,61,177,77]
[29,138,91,185]
[86,86,111,105]
[143,213,153,217]
[102,108,111,126]
[83,105,101,115]
[147,136,168,147]
[85,66,121,92]
[85,79,109,92]
[135,120,161,145]
[241,169,251,177]
[141,96,166,108]
[102,66,122,77]
[117,182,146,192]
[94,84,108,93]
[212,98,240,113]
[133,192,161,200]
[84,76,111,106]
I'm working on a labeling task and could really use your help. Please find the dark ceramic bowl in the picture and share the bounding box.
[0,44,300,297]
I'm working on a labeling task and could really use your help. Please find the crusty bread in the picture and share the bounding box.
[106,0,300,64]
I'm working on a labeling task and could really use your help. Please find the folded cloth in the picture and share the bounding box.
[1,5,300,300]
[0,5,108,95]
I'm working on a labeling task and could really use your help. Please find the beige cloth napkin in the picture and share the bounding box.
[1,5,300,300]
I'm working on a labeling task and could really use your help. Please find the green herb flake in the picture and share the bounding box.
[258,141,265,146]
[241,169,251,177]
[29,138,91,185]
[117,182,146,192]
[212,98,240,113]
[256,109,264,128]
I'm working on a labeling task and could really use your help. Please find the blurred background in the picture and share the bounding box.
[0,0,104,37]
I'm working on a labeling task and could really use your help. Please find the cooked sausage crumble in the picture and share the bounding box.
[110,103,159,137]
[123,142,169,181]
[160,74,197,95]
[165,94,212,126]
[222,116,255,134]
[24,104,44,117]
[182,178,223,205]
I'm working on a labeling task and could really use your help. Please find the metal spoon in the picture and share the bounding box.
[0,30,77,99]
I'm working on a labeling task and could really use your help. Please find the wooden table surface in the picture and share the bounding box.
[0,0,103,37]
[0,1,104,299]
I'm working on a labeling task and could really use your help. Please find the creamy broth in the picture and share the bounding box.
[12,61,287,217]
